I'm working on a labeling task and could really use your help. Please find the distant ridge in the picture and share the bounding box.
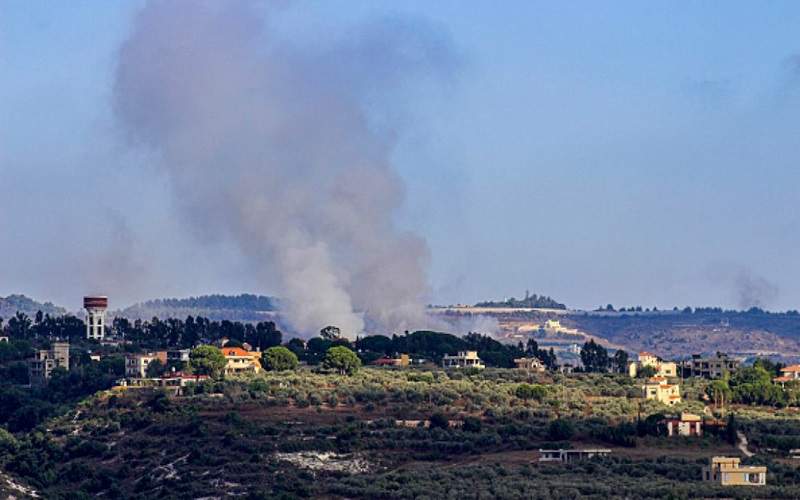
[0,294,66,319]
[475,292,566,310]
[118,293,279,322]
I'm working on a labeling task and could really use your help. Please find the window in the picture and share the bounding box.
[748,473,761,484]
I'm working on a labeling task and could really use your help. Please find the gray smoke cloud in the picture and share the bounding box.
[734,270,779,310]
[113,0,458,338]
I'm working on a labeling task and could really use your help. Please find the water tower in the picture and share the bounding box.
[84,296,108,340]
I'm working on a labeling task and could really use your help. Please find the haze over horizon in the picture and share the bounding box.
[3,1,800,318]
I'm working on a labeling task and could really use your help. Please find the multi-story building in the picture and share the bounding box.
[703,457,766,486]
[221,347,262,376]
[29,341,70,385]
[642,377,681,405]
[628,351,677,378]
[683,353,740,379]
[125,352,168,378]
[442,351,485,369]
[167,349,191,365]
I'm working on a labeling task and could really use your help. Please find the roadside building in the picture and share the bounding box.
[703,456,766,486]
[538,449,611,463]
[683,353,740,379]
[665,413,703,437]
[774,365,800,386]
[29,341,70,386]
[372,354,410,367]
[125,352,168,378]
[642,377,681,405]
[442,351,485,369]
[514,357,546,372]
[221,346,262,376]
[628,351,678,378]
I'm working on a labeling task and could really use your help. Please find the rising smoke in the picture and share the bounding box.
[113,1,458,338]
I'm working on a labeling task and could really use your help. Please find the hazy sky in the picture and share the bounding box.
[2,1,800,313]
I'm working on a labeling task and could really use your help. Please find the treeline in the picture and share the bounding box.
[353,331,536,368]
[475,293,566,310]
[124,294,277,312]
[595,304,800,315]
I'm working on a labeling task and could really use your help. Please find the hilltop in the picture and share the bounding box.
[118,294,278,322]
[474,292,566,310]
[0,295,66,320]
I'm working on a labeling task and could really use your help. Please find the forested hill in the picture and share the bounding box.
[118,294,278,322]
[475,293,566,310]
[0,295,66,319]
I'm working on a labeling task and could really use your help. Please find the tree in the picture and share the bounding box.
[548,419,575,440]
[637,365,657,378]
[285,338,306,360]
[322,346,361,375]
[580,340,609,373]
[613,350,629,374]
[262,346,298,371]
[708,379,731,412]
[145,359,165,378]
[320,325,341,340]
[189,345,227,378]
[428,412,449,430]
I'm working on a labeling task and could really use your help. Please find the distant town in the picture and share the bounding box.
[1,293,799,497]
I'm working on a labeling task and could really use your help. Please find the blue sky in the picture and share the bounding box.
[2,1,800,312]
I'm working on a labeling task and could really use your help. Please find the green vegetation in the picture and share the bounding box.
[261,346,299,371]
[323,346,361,375]
[189,345,226,378]
[475,292,566,309]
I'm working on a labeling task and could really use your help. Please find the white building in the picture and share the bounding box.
[442,351,485,369]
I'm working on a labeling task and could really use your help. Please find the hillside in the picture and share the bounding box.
[5,369,800,498]
[118,294,278,322]
[0,294,66,320]
[564,310,800,360]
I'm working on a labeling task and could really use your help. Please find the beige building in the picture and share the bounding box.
[125,352,168,378]
[442,351,485,369]
[642,377,681,405]
[703,456,766,486]
[514,357,546,372]
[29,341,70,385]
[629,351,677,378]
[221,347,262,376]
[666,413,702,437]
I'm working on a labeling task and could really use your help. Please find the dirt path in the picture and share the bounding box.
[737,431,754,457]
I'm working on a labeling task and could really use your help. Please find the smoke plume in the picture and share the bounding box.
[113,1,457,338]
[734,270,779,310]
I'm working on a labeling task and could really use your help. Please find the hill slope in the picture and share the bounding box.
[118,293,278,322]
[0,295,66,320]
